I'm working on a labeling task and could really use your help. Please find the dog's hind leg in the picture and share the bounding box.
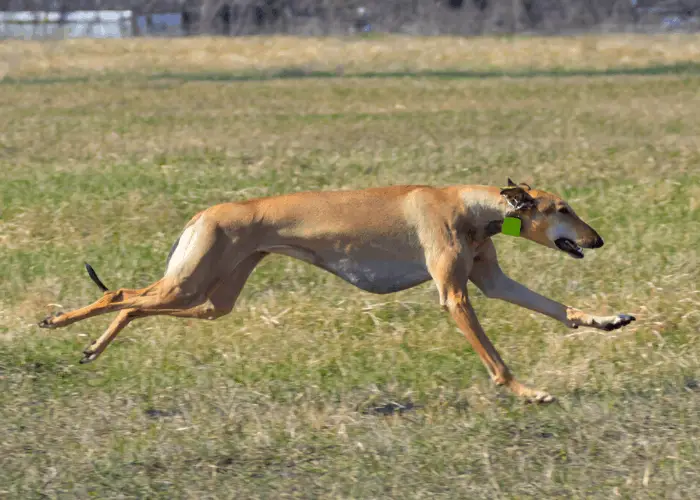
[38,278,170,330]
[38,213,231,330]
[79,252,267,363]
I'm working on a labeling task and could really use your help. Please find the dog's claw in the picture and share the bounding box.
[617,314,636,327]
[38,312,63,329]
[80,352,98,364]
[79,342,99,364]
[602,314,636,331]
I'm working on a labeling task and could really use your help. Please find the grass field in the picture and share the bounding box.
[1,36,700,498]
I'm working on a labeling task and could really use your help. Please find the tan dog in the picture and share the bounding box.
[39,179,635,403]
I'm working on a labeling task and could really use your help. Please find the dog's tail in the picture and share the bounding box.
[84,262,109,292]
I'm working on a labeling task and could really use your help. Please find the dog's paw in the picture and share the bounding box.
[528,390,556,404]
[601,314,636,331]
[508,380,556,404]
[79,343,99,364]
[38,312,63,329]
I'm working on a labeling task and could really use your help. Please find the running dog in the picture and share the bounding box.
[39,179,635,403]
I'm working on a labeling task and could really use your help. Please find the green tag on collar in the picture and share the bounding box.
[502,217,521,237]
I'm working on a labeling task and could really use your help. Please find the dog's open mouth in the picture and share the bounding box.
[555,238,584,259]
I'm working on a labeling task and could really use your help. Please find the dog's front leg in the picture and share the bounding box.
[430,249,555,403]
[470,241,635,332]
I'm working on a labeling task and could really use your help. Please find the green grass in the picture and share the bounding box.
[1,47,700,498]
[4,61,700,86]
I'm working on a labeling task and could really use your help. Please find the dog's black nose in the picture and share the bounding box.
[590,236,604,248]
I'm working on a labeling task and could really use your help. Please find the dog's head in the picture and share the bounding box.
[500,178,603,259]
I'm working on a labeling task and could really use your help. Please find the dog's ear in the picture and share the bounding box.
[500,185,536,212]
[507,178,532,191]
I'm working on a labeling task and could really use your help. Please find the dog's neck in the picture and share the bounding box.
[460,187,518,240]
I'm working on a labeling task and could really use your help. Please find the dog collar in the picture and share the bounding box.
[484,217,521,238]
[502,217,521,237]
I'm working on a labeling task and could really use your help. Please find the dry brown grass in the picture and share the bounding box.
[2,33,700,78]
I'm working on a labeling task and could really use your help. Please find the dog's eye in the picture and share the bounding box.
[558,207,571,214]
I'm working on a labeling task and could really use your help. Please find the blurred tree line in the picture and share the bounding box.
[194,0,699,35]
[1,0,697,36]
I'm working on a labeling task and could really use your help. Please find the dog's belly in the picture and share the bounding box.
[262,245,431,294]
[319,257,431,294]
